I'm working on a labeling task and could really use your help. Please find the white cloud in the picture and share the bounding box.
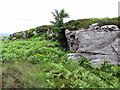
[0,0,119,33]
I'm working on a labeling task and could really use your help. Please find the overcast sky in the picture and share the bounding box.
[0,0,119,33]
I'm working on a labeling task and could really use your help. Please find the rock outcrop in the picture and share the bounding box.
[65,23,120,66]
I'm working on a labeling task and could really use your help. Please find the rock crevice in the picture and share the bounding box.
[65,24,120,66]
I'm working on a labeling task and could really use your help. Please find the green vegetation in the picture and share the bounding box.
[8,17,119,41]
[50,9,69,27]
[50,9,69,49]
[67,17,119,30]
[2,31,120,88]
[1,14,120,88]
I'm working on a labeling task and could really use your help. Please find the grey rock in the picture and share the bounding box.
[89,23,101,30]
[65,24,120,66]
[49,32,59,37]
[47,29,51,34]
[12,37,17,40]
[33,31,37,35]
[0,38,9,41]
[23,32,27,38]
[49,32,54,37]
[89,23,99,28]
[49,33,53,37]
[101,25,119,30]
[67,53,81,60]
[4,38,9,40]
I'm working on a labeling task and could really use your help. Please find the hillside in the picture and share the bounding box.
[1,17,120,88]
[8,17,119,39]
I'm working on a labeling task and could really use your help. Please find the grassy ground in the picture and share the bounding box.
[66,17,119,30]
[1,17,120,88]
[2,62,38,88]
[2,60,120,88]
[0,63,2,89]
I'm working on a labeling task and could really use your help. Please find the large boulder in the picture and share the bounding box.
[65,24,120,66]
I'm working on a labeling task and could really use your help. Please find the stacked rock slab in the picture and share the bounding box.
[65,23,120,66]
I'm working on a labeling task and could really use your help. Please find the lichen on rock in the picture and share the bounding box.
[66,23,120,66]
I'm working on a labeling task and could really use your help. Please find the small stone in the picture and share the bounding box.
[67,53,81,60]
[89,23,99,28]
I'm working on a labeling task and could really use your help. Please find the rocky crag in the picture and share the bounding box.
[66,23,120,66]
[2,18,120,66]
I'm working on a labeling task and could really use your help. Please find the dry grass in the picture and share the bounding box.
[2,61,40,88]
[0,63,2,89]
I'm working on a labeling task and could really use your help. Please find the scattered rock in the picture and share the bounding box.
[101,25,119,31]
[33,31,37,35]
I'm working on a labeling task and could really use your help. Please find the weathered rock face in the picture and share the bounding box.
[65,24,120,66]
